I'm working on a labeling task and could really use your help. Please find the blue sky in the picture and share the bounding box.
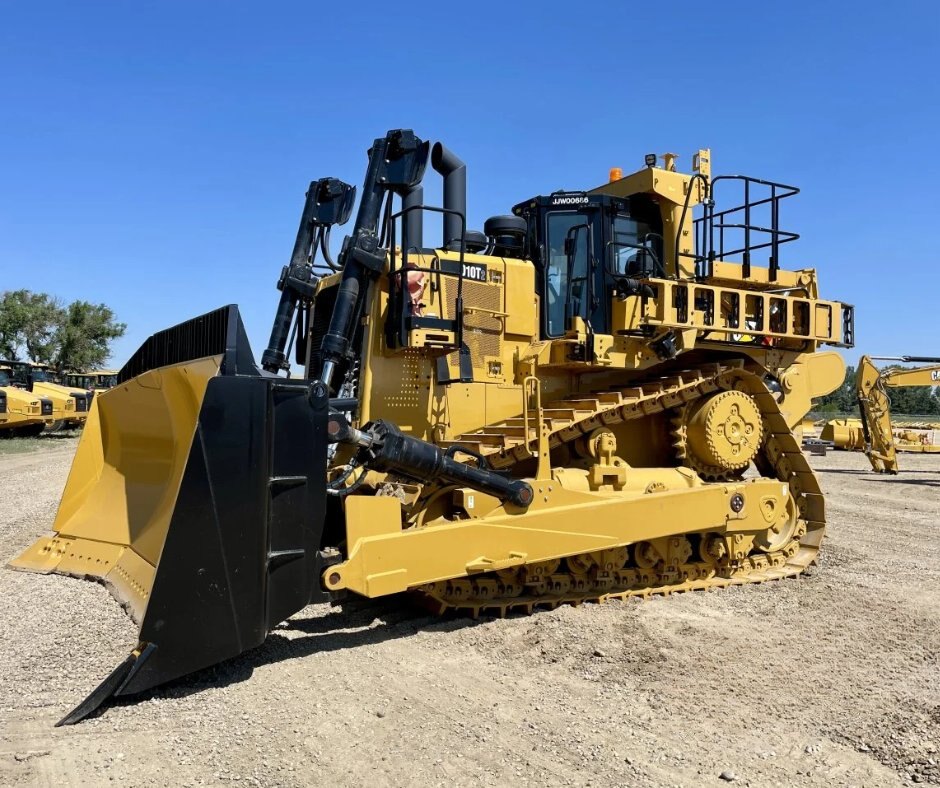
[1,1,937,367]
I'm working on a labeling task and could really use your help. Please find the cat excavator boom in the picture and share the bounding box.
[853,355,940,473]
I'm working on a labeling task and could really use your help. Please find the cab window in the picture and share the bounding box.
[611,215,659,277]
[546,212,589,336]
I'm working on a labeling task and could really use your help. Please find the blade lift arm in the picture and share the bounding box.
[317,130,430,390]
[261,178,356,373]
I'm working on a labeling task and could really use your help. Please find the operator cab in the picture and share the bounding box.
[512,192,663,339]
[4,363,52,389]
[28,367,53,383]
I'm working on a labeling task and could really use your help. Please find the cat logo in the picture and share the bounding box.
[931,370,940,382]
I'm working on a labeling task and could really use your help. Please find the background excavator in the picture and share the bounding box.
[9,130,853,725]
[823,355,940,473]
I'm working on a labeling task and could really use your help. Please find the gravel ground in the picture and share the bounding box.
[1,439,938,787]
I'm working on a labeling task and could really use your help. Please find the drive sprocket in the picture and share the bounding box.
[672,388,763,481]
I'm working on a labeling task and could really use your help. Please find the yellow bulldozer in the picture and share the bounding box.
[9,130,853,724]
[822,355,940,473]
[0,364,55,436]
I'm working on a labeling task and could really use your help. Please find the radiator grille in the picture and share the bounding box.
[442,278,502,373]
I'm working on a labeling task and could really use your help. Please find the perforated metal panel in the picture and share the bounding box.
[382,349,424,412]
[442,278,503,374]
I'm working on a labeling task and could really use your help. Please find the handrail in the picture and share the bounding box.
[522,375,550,479]
[388,203,467,354]
[675,173,711,280]
[696,174,800,281]
[564,222,594,331]
[605,239,666,279]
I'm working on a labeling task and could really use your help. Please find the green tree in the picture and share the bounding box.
[0,289,63,362]
[814,364,858,414]
[0,290,125,370]
[53,300,126,372]
[886,376,940,416]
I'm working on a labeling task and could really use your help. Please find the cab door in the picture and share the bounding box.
[541,207,607,338]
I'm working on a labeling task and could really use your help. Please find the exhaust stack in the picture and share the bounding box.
[431,142,466,251]
[402,184,424,251]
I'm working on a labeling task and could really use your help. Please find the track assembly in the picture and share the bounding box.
[417,364,821,616]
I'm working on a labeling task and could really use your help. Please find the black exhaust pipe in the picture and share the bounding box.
[431,142,466,252]
[402,184,423,252]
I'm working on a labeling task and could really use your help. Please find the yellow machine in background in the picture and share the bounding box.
[60,369,118,391]
[820,417,866,450]
[0,365,55,436]
[10,130,853,724]
[833,354,940,473]
[59,369,117,412]
[2,361,91,430]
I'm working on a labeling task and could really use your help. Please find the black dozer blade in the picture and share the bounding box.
[11,306,330,725]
